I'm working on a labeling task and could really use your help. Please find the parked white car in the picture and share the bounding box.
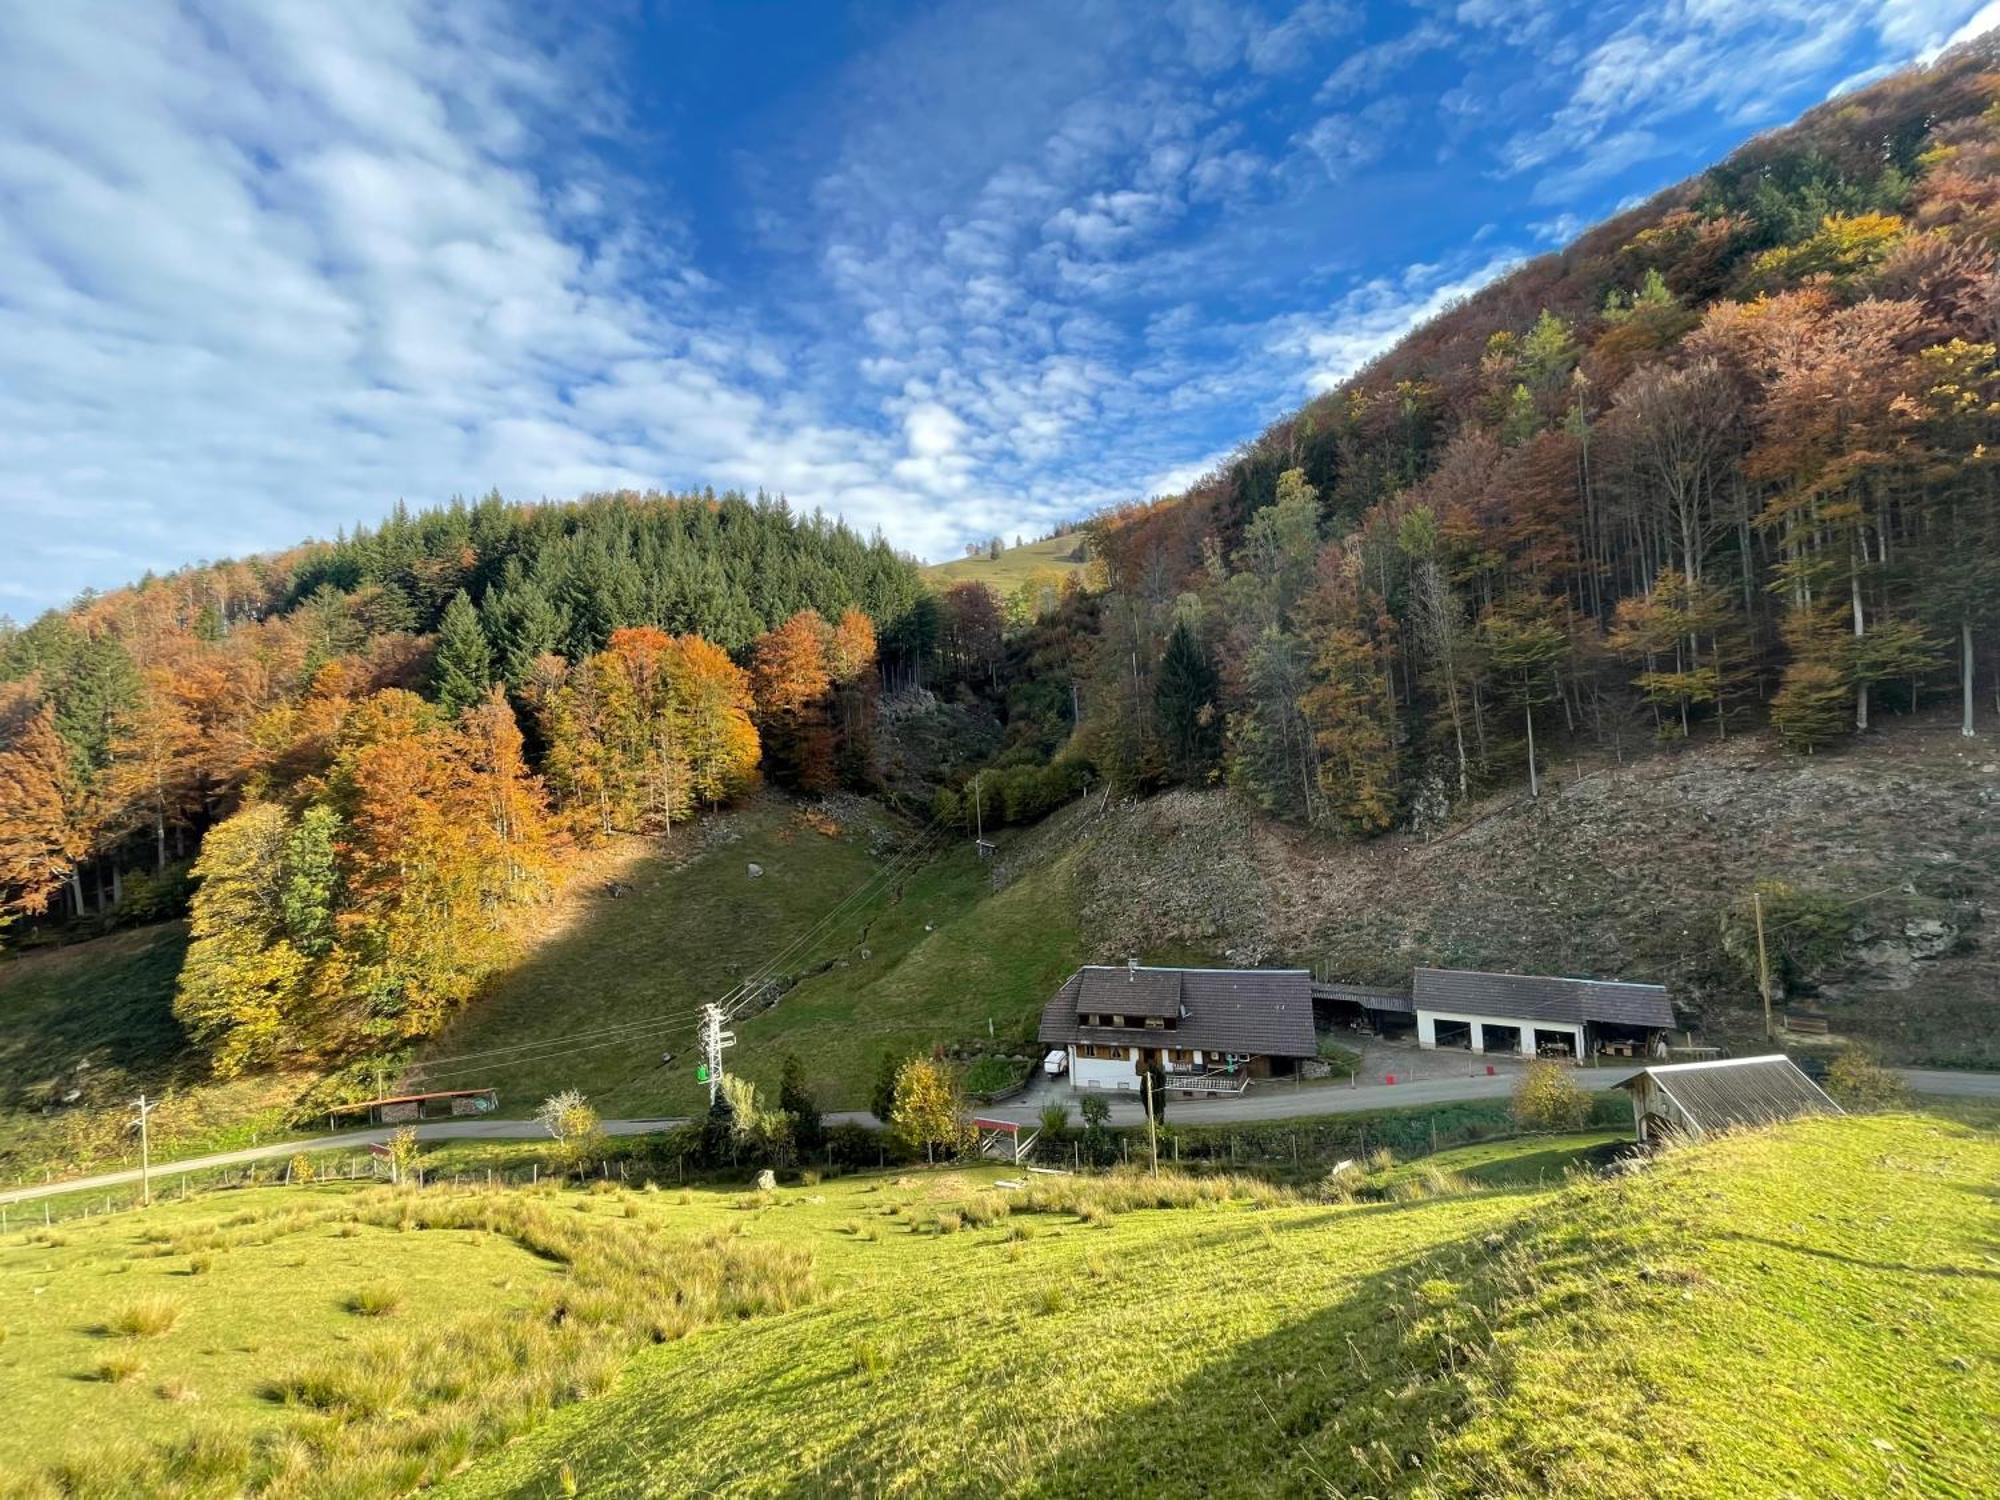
[1042,1048,1069,1077]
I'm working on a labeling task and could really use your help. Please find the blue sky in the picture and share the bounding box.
[3,1,1998,613]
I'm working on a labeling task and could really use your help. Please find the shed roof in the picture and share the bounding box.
[1414,967,1673,1029]
[1618,1054,1842,1135]
[1040,966,1317,1058]
[1313,982,1414,1014]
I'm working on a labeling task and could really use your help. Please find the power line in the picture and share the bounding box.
[414,811,954,1094]
[718,816,949,1024]
[1759,882,1907,938]
[717,827,941,1022]
[409,1006,711,1073]
[414,1019,703,1087]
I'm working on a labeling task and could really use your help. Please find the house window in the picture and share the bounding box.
[1143,1016,1165,1029]
[1111,1015,1125,1027]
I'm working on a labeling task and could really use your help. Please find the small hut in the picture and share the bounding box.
[1618,1055,1841,1145]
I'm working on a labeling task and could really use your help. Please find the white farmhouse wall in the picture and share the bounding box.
[1415,1010,1583,1057]
[1071,1047,1138,1090]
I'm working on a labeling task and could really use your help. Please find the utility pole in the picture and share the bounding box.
[131,1094,156,1207]
[1753,890,1775,1042]
[1143,1072,1158,1176]
[700,1003,735,1109]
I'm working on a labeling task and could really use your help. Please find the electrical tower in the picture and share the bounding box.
[699,1003,735,1109]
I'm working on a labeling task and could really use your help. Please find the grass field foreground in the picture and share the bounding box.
[0,1181,814,1497]
[442,1112,1999,1499]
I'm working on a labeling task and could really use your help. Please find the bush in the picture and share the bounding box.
[1511,1061,1594,1132]
[107,1296,181,1338]
[536,1090,604,1178]
[962,1056,1023,1096]
[1037,1101,1070,1143]
[345,1282,406,1317]
[95,1351,146,1384]
[1826,1046,1909,1109]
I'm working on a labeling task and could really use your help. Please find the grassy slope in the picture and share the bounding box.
[923,533,1090,591]
[443,1114,1997,1499]
[420,798,1082,1119]
[0,1195,556,1468]
[0,926,301,1182]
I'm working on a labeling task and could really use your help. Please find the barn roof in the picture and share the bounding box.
[1313,981,1414,1013]
[1039,966,1317,1058]
[1619,1055,1842,1134]
[1414,967,1674,1029]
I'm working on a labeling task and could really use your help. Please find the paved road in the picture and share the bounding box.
[4,1066,1987,1207]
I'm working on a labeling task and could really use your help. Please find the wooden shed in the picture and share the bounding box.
[1618,1055,1841,1145]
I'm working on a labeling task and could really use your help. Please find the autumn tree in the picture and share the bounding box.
[106,665,202,870]
[1300,555,1401,833]
[174,802,310,1074]
[751,609,836,793]
[1481,601,1569,799]
[666,634,762,806]
[0,699,93,926]
[825,607,879,789]
[890,1056,970,1164]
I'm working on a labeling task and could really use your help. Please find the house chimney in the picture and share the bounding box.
[1127,956,1139,979]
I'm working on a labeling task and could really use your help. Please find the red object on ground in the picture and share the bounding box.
[1486,1065,1496,1076]
[1384,1073,1396,1085]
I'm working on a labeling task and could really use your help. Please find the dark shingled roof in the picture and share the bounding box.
[1039,967,1317,1058]
[1414,967,1673,1029]
[1618,1055,1841,1134]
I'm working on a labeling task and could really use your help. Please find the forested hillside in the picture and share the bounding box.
[1054,42,2000,837]
[8,43,2000,1128]
[0,492,923,1076]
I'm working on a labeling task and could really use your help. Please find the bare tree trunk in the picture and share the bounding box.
[1523,694,1539,799]
[1851,539,1869,732]
[1964,617,1977,738]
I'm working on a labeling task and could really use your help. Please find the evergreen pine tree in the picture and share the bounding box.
[433,590,495,716]
[1153,619,1221,784]
[779,1052,824,1153]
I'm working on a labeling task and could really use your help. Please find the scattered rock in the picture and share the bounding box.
[754,1168,777,1191]
[747,862,764,879]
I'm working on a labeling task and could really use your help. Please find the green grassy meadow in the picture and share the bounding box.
[923,532,1092,591]
[447,1113,1999,1499]
[1,1116,1993,1498]
[419,797,1082,1120]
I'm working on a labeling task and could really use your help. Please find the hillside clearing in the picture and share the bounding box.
[922,533,1091,591]
[419,796,1081,1119]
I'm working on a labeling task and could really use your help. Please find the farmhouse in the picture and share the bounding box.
[1413,966,1674,1059]
[1038,962,1317,1093]
[1619,1055,1842,1144]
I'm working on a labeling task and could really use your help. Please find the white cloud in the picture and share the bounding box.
[0,0,1010,602]
[1279,251,1525,393]
[1494,1,1997,195]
